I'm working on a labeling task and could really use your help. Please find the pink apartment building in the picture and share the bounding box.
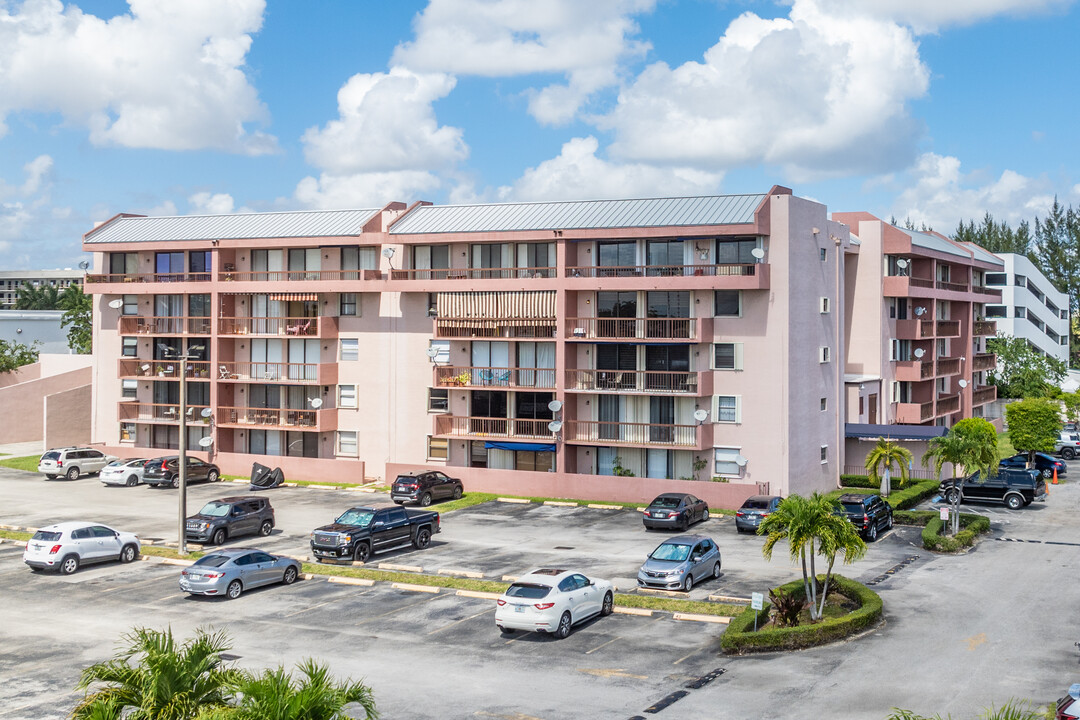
[82,188,908,506]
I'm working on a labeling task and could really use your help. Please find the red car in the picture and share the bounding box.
[1057,683,1080,720]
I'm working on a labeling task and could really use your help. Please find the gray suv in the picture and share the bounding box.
[185,497,275,546]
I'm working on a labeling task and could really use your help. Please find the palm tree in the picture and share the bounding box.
[760,493,866,622]
[865,437,913,498]
[923,419,999,535]
[70,627,241,720]
[200,659,377,720]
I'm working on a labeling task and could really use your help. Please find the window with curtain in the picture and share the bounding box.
[340,293,357,316]
[715,395,739,423]
[151,425,179,450]
[120,423,136,441]
[155,252,183,280]
[427,437,448,461]
[110,252,138,275]
[428,340,450,365]
[518,242,554,275]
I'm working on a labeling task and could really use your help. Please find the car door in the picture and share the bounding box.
[185,459,207,483]
[686,495,703,522]
[83,450,105,473]
[90,525,123,559]
[431,472,451,500]
[249,551,280,587]
[689,541,709,581]
[573,573,600,616]
[370,509,399,550]
[233,552,260,587]
[231,502,259,537]
[68,526,98,560]
[557,576,585,621]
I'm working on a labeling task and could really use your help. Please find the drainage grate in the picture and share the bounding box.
[865,555,920,586]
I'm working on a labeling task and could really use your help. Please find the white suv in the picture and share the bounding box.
[23,522,140,574]
[38,447,116,480]
[1055,432,1080,460]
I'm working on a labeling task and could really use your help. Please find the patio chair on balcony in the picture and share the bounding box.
[286,319,314,336]
[219,365,233,380]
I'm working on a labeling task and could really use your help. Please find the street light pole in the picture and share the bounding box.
[178,352,188,555]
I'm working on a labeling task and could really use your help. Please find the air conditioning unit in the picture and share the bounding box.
[572,327,586,337]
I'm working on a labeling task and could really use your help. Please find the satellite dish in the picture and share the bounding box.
[198,437,213,448]
[914,306,926,316]
[693,409,709,423]
[108,299,124,309]
[426,347,440,359]
[200,408,213,418]
[547,420,563,434]
[913,348,925,359]
[382,247,395,259]
[958,379,969,388]
[310,398,324,409]
[896,259,909,268]
[750,248,765,260]
[78,260,90,270]
[547,400,563,413]
[734,454,748,467]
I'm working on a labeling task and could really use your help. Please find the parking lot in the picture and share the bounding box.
[2,464,1079,718]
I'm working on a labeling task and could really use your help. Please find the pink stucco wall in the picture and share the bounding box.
[45,385,92,448]
[0,366,91,444]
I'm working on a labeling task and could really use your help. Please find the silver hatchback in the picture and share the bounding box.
[179,548,300,600]
[637,535,722,592]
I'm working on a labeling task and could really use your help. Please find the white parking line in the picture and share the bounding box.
[354,595,438,625]
[585,637,621,654]
[284,590,370,618]
[102,574,170,593]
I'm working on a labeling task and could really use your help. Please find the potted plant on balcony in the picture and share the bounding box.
[155,365,165,377]
[455,371,471,386]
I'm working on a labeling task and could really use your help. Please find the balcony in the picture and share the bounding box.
[218,316,338,338]
[972,385,997,406]
[895,401,933,424]
[935,358,961,376]
[894,360,934,383]
[391,267,556,280]
[564,263,770,290]
[565,317,705,342]
[972,353,997,372]
[433,415,554,440]
[935,321,960,337]
[118,316,212,336]
[434,318,557,339]
[973,320,997,336]
[215,406,338,432]
[217,361,338,385]
[894,319,959,340]
[564,369,706,395]
[563,420,700,448]
[118,359,212,379]
[935,394,961,416]
[87,272,212,284]
[217,270,380,282]
[433,366,555,389]
[118,403,211,423]
[972,286,1003,300]
[936,281,969,293]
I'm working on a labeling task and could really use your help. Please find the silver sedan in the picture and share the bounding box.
[179,548,300,599]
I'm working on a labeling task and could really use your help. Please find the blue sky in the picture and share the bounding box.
[0,0,1077,269]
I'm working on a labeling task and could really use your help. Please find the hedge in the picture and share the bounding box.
[831,478,941,511]
[921,513,991,552]
[720,574,883,654]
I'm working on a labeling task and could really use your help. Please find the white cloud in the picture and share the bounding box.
[0,154,55,253]
[188,192,235,215]
[601,0,930,180]
[813,0,1073,33]
[0,0,276,154]
[499,136,723,202]
[392,0,655,124]
[295,171,443,211]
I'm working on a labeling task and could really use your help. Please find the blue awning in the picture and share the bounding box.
[484,441,557,452]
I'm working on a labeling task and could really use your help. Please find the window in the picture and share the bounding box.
[427,436,448,461]
[337,431,358,456]
[120,422,136,441]
[819,346,831,363]
[122,294,138,315]
[340,339,359,361]
[429,340,450,365]
[339,293,357,316]
[339,385,357,409]
[820,445,828,463]
[713,448,744,477]
[820,398,827,411]
[715,395,739,423]
[714,290,741,317]
[985,305,1007,318]
[514,450,554,472]
[712,343,743,370]
[1015,307,1026,318]
[820,296,830,314]
[121,379,137,399]
[715,237,758,264]
[122,337,138,357]
[819,248,827,262]
[428,388,448,413]
[985,273,1006,286]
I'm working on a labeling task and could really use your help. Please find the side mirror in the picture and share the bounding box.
[691,555,701,563]
[374,521,384,527]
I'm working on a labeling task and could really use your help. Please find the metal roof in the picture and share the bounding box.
[845,423,947,440]
[389,194,768,235]
[85,208,381,244]
[959,242,1004,267]
[905,229,969,259]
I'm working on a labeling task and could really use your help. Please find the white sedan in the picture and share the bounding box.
[100,458,150,487]
[495,568,614,639]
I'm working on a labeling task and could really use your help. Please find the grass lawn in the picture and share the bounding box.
[0,455,39,472]
[997,431,1016,460]
[0,529,32,541]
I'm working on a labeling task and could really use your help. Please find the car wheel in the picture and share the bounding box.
[259,520,273,537]
[1064,448,1076,460]
[393,500,404,506]
[453,485,463,500]
[282,566,298,585]
[555,612,572,639]
[867,523,878,542]
[45,474,57,480]
[413,528,432,549]
[601,591,613,616]
[886,513,893,530]
[226,580,242,600]
[683,574,694,592]
[66,467,80,481]
[207,470,219,483]
[59,554,79,575]
[420,492,432,507]
[945,489,960,504]
[1005,494,1023,510]
[353,543,370,563]
[1042,468,1052,479]
[211,528,226,546]
[702,509,710,522]
[170,476,179,489]
[498,626,515,635]
[712,561,721,579]
[126,475,139,487]
[119,544,138,563]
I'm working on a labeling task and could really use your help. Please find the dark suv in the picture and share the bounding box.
[185,497,275,546]
[144,456,221,488]
[940,468,1046,510]
[391,471,463,506]
[836,494,893,541]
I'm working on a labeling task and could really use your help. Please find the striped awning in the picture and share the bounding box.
[436,291,555,327]
[268,293,318,302]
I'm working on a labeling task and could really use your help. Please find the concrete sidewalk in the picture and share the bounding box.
[0,441,43,458]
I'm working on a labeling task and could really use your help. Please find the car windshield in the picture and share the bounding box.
[335,509,375,527]
[193,555,231,568]
[41,451,60,461]
[650,497,681,509]
[742,499,769,510]
[32,530,61,541]
[506,583,551,599]
[198,502,231,518]
[652,543,691,562]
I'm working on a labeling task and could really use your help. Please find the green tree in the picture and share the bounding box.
[199,659,377,720]
[60,285,93,354]
[1004,398,1061,464]
[953,213,1032,256]
[864,437,913,497]
[15,282,61,309]
[1062,392,1080,425]
[759,493,866,622]
[986,333,1065,398]
[1031,198,1080,314]
[70,627,241,720]
[0,338,41,373]
[921,419,997,535]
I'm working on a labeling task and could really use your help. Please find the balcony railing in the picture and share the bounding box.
[217,270,380,282]
[566,317,697,341]
[895,401,933,423]
[972,286,1003,298]
[563,420,699,447]
[118,316,212,336]
[564,369,700,394]
[935,358,961,376]
[118,359,212,379]
[118,403,211,422]
[433,366,556,389]
[87,272,211,284]
[972,385,997,406]
[565,264,758,278]
[972,353,997,372]
[391,267,555,280]
[434,415,553,439]
[936,281,969,293]
[934,321,960,337]
[973,321,997,336]
[936,394,961,416]
[908,277,935,289]
[218,316,336,337]
[434,318,557,339]
[215,406,331,430]
[217,361,336,385]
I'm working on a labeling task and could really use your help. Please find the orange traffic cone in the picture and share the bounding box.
[1053,468,1059,485]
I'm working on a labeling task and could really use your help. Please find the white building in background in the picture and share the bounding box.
[984,253,1070,363]
[0,269,85,309]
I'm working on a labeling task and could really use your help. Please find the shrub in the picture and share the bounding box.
[885,479,941,510]
[769,586,802,628]
[921,513,990,552]
[892,510,935,526]
[721,575,883,654]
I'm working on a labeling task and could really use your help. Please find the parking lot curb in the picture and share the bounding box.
[544,500,578,507]
[587,504,623,510]
[392,582,440,594]
[327,576,375,586]
[613,606,653,617]
[438,568,485,579]
[455,589,502,600]
[672,612,731,624]
[300,573,319,580]
[348,487,377,493]
[229,479,247,484]
[636,588,686,598]
[379,562,423,573]
[709,594,751,604]
[496,497,530,504]
[159,557,194,567]
[501,574,518,582]
[0,538,27,548]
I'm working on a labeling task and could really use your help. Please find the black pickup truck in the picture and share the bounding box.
[310,505,441,563]
[939,468,1047,510]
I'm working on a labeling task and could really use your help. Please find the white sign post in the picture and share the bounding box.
[939,507,949,521]
[751,592,764,631]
